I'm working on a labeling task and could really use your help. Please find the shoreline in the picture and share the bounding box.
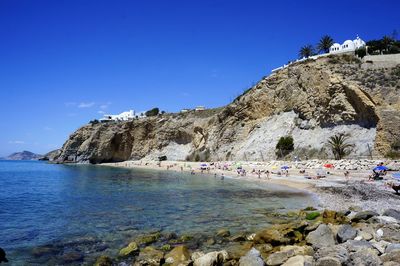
[100,159,400,213]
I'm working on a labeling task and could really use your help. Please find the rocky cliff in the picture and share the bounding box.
[55,55,400,163]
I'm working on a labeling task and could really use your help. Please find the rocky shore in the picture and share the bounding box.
[91,207,400,266]
[85,160,400,266]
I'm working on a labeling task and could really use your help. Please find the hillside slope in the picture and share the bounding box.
[55,55,400,163]
[3,151,43,160]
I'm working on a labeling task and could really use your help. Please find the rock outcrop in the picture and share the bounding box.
[55,55,400,163]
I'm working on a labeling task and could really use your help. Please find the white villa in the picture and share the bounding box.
[101,110,138,121]
[272,36,366,73]
[329,35,366,54]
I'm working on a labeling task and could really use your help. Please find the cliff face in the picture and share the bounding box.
[56,55,400,163]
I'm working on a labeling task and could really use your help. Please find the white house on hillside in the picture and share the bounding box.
[101,110,137,121]
[330,36,366,54]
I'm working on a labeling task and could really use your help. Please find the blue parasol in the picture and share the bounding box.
[373,165,388,171]
[281,165,289,170]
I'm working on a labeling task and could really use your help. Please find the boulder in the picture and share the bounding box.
[315,256,341,266]
[385,243,400,253]
[305,224,336,249]
[282,255,313,266]
[351,211,378,222]
[349,248,381,266]
[239,248,265,266]
[383,209,400,221]
[370,216,398,224]
[266,251,293,266]
[342,240,374,252]
[370,240,391,254]
[337,224,357,243]
[191,251,205,261]
[134,246,164,266]
[380,224,400,242]
[165,245,191,266]
[380,249,400,264]
[314,245,349,264]
[94,255,112,266]
[229,233,247,242]
[216,229,231,238]
[193,250,228,266]
[280,246,314,256]
[254,222,307,245]
[119,241,139,257]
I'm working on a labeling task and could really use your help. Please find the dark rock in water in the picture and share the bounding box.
[94,255,113,266]
[162,232,177,241]
[229,233,247,242]
[0,248,8,263]
[383,209,400,221]
[119,242,139,257]
[314,245,349,264]
[31,245,60,257]
[305,224,336,249]
[239,248,264,266]
[134,246,164,266]
[351,211,378,222]
[315,256,341,266]
[386,243,400,253]
[349,249,381,266]
[216,229,231,238]
[60,251,84,263]
[136,232,161,245]
[337,224,357,243]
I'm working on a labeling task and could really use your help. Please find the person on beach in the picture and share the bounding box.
[344,171,350,180]
[191,170,195,175]
[257,170,261,179]
[221,174,224,180]
[266,170,270,179]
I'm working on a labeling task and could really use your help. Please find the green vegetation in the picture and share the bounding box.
[305,212,320,220]
[299,44,315,58]
[366,35,400,55]
[145,107,160,117]
[275,135,294,158]
[317,35,334,53]
[327,133,353,160]
[89,119,99,125]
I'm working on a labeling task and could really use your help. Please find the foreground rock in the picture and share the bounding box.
[305,224,336,249]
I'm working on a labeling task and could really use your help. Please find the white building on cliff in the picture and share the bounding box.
[329,36,366,54]
[101,110,137,121]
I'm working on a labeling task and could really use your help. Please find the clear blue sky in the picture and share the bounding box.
[0,0,399,156]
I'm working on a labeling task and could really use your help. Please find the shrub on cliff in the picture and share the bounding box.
[276,136,294,158]
[145,108,159,117]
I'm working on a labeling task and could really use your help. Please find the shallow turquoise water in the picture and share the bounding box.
[0,160,316,264]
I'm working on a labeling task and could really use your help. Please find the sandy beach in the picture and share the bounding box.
[101,159,400,213]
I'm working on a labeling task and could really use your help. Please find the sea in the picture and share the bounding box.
[0,160,317,265]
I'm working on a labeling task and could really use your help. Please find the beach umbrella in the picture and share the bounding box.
[324,163,334,169]
[235,162,242,169]
[200,163,208,167]
[281,165,289,170]
[373,165,389,171]
[271,166,278,170]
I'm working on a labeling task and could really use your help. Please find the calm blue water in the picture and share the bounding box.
[0,160,316,265]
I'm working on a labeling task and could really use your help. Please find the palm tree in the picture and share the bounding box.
[327,133,353,160]
[299,45,315,58]
[382,35,393,52]
[317,35,334,53]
